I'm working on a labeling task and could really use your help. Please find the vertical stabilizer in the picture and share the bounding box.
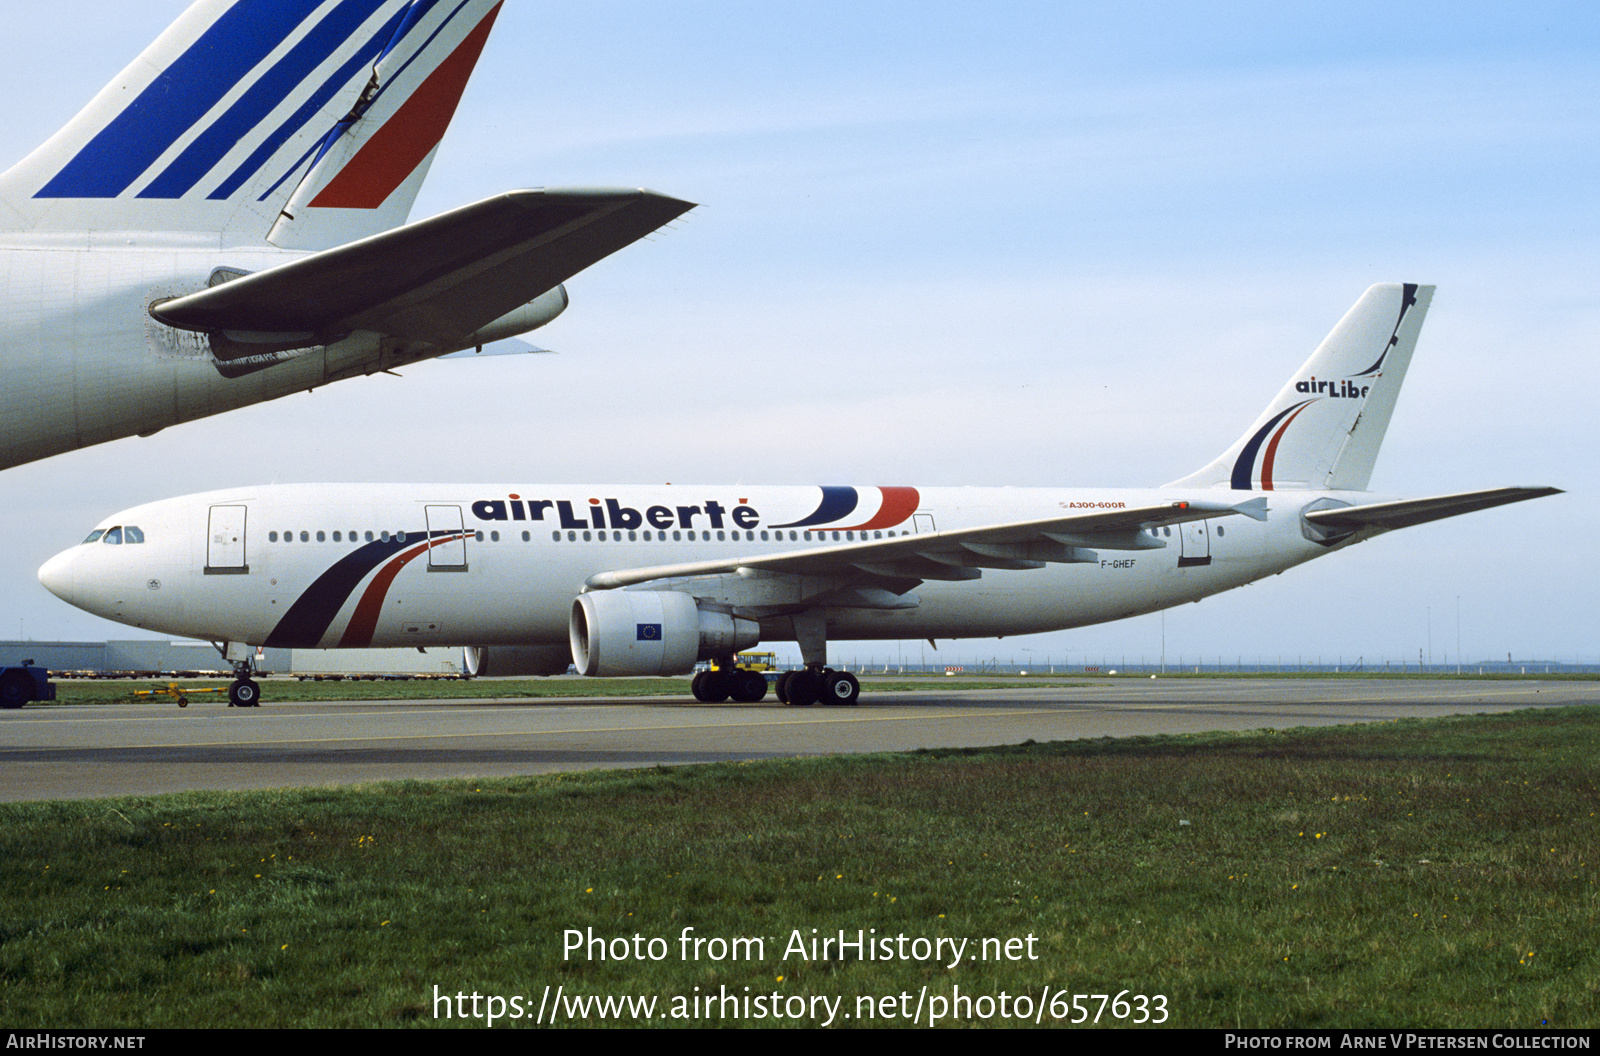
[1166,283,1433,492]
[0,0,502,249]
[268,0,503,249]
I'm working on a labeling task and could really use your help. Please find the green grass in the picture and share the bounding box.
[3,707,1597,1028]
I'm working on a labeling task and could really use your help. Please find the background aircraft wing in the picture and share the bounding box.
[584,500,1259,591]
[149,188,693,349]
[1302,487,1562,532]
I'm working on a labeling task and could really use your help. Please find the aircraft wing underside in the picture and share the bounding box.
[149,188,693,350]
[583,500,1264,610]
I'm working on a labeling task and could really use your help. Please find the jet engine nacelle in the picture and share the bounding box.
[465,285,569,345]
[570,591,760,677]
[461,644,572,677]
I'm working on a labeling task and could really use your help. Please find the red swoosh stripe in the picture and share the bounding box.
[837,486,921,530]
[310,3,503,209]
[1259,403,1312,491]
[338,534,465,647]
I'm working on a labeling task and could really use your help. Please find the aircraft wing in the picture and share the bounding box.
[148,188,693,347]
[1302,486,1563,532]
[584,499,1262,591]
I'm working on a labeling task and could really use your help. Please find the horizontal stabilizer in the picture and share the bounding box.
[1304,487,1562,533]
[149,188,693,346]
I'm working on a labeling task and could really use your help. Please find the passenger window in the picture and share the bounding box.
[269,531,279,542]
[316,531,325,542]
[300,531,309,542]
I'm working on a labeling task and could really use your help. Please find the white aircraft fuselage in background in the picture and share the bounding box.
[39,284,1560,707]
[0,0,691,471]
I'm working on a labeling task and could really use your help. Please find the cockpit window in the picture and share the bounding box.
[82,525,144,545]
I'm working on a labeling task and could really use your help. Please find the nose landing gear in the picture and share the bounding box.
[213,641,263,708]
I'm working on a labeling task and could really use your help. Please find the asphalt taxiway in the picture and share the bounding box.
[2,677,1593,801]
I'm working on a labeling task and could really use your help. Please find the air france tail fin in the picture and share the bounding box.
[1167,283,1433,492]
[0,0,502,250]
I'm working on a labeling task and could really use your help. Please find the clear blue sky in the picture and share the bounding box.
[0,1,1591,667]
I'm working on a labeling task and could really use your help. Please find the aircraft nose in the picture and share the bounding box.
[38,547,77,603]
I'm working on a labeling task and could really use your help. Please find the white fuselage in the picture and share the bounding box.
[37,482,1356,653]
[0,237,416,471]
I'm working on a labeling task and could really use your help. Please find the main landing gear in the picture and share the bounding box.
[691,662,770,703]
[771,609,860,706]
[775,667,859,706]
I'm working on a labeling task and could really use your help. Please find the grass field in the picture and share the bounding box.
[2,702,1596,1028]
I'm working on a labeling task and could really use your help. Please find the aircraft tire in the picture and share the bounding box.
[775,671,792,704]
[228,679,260,708]
[822,671,860,706]
[786,671,819,707]
[692,670,730,703]
[731,669,768,703]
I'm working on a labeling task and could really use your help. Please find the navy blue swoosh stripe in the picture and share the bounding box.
[1229,402,1311,490]
[263,530,425,648]
[295,0,466,177]
[1351,282,1420,378]
[37,0,318,199]
[140,0,390,200]
[771,486,859,528]
[226,2,417,202]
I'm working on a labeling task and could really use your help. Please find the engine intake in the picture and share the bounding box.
[570,591,759,677]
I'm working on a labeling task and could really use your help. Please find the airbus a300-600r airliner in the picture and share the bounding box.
[39,284,1558,707]
[0,0,691,471]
